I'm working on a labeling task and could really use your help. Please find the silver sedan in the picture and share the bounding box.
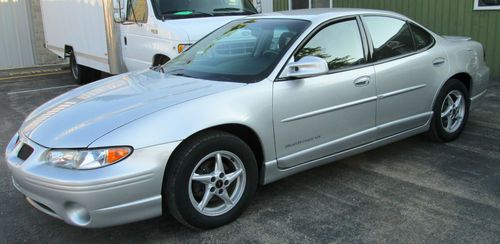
[5,9,490,229]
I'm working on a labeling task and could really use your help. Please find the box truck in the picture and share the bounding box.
[40,0,257,83]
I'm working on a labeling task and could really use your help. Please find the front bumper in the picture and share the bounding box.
[4,133,180,228]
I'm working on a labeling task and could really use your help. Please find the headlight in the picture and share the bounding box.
[46,147,132,170]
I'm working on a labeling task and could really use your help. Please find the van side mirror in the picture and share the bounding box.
[113,0,127,23]
[281,56,329,79]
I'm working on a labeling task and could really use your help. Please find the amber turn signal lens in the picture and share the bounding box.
[177,44,185,53]
[177,44,191,53]
[105,147,131,164]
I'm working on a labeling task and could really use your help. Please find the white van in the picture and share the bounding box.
[40,0,257,83]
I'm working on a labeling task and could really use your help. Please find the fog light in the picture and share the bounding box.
[65,202,90,226]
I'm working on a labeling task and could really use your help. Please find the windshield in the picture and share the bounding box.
[163,19,310,83]
[152,0,258,19]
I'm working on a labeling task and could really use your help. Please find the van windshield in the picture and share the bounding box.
[163,19,310,83]
[152,0,258,19]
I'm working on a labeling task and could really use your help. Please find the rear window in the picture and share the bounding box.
[409,23,435,50]
[363,16,415,61]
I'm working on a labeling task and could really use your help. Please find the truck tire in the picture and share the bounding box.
[153,55,170,66]
[69,52,101,84]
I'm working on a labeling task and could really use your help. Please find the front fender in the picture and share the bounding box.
[89,80,276,162]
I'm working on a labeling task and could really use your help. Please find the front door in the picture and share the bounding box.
[273,18,377,168]
[121,0,156,71]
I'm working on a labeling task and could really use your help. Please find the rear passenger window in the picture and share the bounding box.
[363,16,415,61]
[410,23,434,50]
[295,19,365,70]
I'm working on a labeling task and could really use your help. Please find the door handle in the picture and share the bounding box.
[432,57,446,66]
[354,77,370,87]
[124,36,128,46]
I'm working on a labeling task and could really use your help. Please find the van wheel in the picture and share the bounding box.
[69,52,100,84]
[153,55,170,66]
[427,79,470,142]
[164,130,257,229]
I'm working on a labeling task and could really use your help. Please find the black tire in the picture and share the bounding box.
[427,79,470,142]
[152,55,170,66]
[164,130,258,229]
[69,52,101,84]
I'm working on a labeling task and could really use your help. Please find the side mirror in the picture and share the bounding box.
[113,0,126,23]
[281,56,329,79]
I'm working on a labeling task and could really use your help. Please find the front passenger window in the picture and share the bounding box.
[295,19,365,70]
[363,16,415,61]
[127,0,148,23]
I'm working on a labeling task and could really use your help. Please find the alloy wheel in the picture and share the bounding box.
[188,151,246,217]
[440,90,466,133]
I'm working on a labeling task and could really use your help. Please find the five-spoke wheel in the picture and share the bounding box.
[428,79,470,142]
[189,151,246,216]
[440,90,466,133]
[164,130,257,229]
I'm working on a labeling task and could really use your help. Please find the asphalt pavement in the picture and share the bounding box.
[0,67,499,243]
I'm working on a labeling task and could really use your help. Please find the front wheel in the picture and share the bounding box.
[427,79,470,142]
[164,130,258,229]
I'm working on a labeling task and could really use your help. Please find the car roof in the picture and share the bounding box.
[246,8,408,23]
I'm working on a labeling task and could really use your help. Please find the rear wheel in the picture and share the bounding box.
[427,79,470,142]
[69,52,100,84]
[164,130,257,229]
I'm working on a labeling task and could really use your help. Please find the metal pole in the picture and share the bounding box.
[102,0,126,74]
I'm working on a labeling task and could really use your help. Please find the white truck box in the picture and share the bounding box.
[41,0,112,73]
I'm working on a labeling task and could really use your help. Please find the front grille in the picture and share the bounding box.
[26,197,61,219]
[15,135,20,146]
[31,198,56,215]
[17,144,34,160]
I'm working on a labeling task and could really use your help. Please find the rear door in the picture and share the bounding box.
[362,16,449,138]
[273,18,377,168]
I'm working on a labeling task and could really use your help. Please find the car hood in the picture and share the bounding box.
[159,16,244,43]
[21,70,246,148]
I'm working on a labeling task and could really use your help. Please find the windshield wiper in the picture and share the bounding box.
[213,7,257,14]
[161,9,213,17]
[171,72,194,78]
